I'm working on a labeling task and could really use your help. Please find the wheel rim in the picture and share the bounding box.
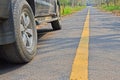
[20,11,33,52]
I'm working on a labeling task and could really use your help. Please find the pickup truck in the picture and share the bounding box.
[0,0,61,63]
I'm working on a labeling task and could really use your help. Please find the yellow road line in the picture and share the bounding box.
[70,10,90,80]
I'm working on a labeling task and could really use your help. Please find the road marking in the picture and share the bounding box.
[70,10,90,80]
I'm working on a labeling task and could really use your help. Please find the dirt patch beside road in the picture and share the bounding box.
[112,10,120,16]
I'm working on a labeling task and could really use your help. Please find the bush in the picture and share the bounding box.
[61,6,86,16]
[102,5,120,11]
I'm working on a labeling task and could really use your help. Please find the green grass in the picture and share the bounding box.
[61,6,86,16]
[101,5,120,11]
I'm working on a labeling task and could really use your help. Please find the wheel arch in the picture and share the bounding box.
[26,0,35,15]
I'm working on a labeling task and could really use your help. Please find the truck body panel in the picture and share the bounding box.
[0,0,58,45]
[0,0,9,19]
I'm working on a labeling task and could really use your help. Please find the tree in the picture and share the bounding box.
[94,0,120,6]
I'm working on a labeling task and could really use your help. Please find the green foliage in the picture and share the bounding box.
[61,6,86,16]
[59,0,86,16]
[60,0,69,5]
[102,5,120,11]
[60,0,85,6]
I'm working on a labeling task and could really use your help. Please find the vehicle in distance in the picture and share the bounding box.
[0,0,61,63]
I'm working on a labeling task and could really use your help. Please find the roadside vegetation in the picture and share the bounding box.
[93,0,120,15]
[60,0,86,16]
[101,5,120,11]
[61,6,86,16]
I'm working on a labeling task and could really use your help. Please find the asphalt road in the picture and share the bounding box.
[0,7,120,80]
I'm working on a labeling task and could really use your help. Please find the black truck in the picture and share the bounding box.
[0,0,61,63]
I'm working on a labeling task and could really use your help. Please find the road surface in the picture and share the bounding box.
[0,7,120,80]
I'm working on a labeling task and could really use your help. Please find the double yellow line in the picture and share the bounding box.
[70,10,90,80]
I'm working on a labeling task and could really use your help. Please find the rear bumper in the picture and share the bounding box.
[0,0,9,19]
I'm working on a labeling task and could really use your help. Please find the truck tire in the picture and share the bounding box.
[51,20,61,30]
[0,0,37,63]
[51,1,61,30]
